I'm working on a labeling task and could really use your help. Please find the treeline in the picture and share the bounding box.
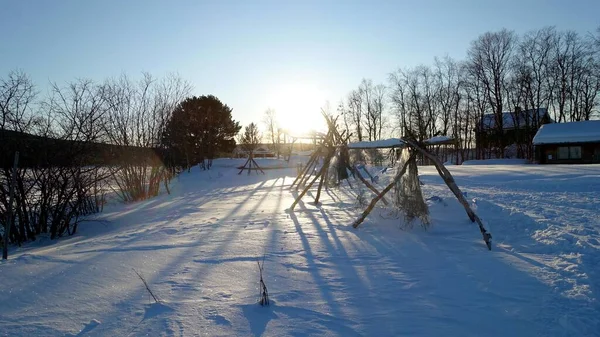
[338,26,600,161]
[0,71,240,247]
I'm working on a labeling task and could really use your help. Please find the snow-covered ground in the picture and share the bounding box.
[1,161,599,336]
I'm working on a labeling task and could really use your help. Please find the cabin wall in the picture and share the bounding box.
[536,142,600,164]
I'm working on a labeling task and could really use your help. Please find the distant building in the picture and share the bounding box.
[533,120,600,164]
[232,145,275,158]
[475,108,553,157]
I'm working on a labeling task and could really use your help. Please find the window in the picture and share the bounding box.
[558,147,569,159]
[557,146,581,160]
[569,146,582,159]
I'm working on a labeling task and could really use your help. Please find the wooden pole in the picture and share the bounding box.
[291,150,317,188]
[290,147,333,210]
[248,154,252,175]
[313,149,334,204]
[360,165,375,181]
[403,139,492,250]
[3,151,19,260]
[352,153,414,228]
[297,151,320,189]
[238,155,250,175]
[290,169,324,210]
[251,157,265,174]
[349,164,389,206]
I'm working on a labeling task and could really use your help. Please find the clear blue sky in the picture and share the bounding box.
[1,0,598,133]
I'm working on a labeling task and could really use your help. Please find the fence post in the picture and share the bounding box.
[3,151,19,260]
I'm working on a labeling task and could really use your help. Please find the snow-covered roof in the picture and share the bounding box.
[424,136,454,145]
[347,138,405,149]
[254,147,272,153]
[532,120,600,145]
[478,108,550,131]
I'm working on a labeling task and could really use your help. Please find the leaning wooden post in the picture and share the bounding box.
[313,148,334,204]
[238,155,250,175]
[297,154,319,189]
[3,151,19,260]
[404,139,492,250]
[290,170,323,210]
[360,164,375,181]
[251,156,265,174]
[291,151,317,188]
[290,150,333,210]
[248,153,252,175]
[352,152,414,228]
[349,164,389,206]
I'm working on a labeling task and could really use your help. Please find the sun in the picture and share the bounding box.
[266,81,328,136]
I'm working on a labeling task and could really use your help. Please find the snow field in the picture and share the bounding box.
[0,160,598,336]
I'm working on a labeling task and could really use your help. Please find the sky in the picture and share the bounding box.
[1,0,599,135]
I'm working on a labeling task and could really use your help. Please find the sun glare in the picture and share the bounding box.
[267,81,327,136]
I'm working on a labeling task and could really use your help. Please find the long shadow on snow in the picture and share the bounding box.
[70,173,288,335]
[68,169,288,255]
[341,193,600,336]
[100,181,277,335]
[106,174,293,334]
[0,169,291,336]
[59,179,269,257]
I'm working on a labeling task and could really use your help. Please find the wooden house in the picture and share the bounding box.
[232,145,276,158]
[533,120,600,164]
[475,108,553,155]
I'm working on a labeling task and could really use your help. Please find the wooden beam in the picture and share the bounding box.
[349,164,389,206]
[291,150,318,189]
[298,151,321,189]
[352,153,414,228]
[250,157,265,174]
[238,157,250,175]
[314,149,334,204]
[290,166,325,210]
[290,132,334,210]
[403,139,492,250]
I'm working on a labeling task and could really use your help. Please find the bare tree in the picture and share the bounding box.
[389,69,409,137]
[1,75,113,245]
[390,66,437,141]
[47,79,108,142]
[550,31,575,122]
[546,30,596,122]
[372,83,387,140]
[341,79,388,142]
[41,79,112,236]
[102,73,192,202]
[518,27,555,113]
[262,108,280,158]
[359,79,376,141]
[463,64,490,160]
[347,89,364,141]
[433,56,462,161]
[0,70,38,246]
[467,29,516,157]
[0,70,37,132]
